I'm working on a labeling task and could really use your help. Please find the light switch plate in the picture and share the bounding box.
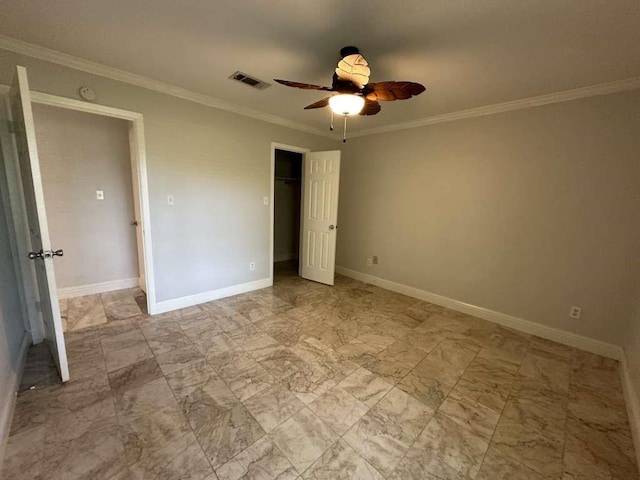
[96,190,104,200]
[167,194,175,206]
[263,196,269,205]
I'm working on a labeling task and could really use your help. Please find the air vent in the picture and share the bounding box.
[229,71,271,90]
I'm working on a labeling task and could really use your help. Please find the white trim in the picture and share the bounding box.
[27,90,158,317]
[3,38,640,141]
[0,35,331,139]
[349,76,640,138]
[57,277,140,299]
[270,143,310,284]
[31,91,142,120]
[621,354,640,469]
[0,332,30,469]
[152,278,272,314]
[336,266,623,360]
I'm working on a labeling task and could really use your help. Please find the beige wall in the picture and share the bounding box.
[0,49,336,303]
[337,90,640,345]
[33,104,139,288]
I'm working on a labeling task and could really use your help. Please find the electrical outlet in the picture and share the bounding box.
[96,190,104,200]
[372,256,378,265]
[569,306,582,319]
[167,194,175,206]
[366,258,372,266]
[249,262,256,271]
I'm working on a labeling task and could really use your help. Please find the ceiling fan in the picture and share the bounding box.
[274,46,426,141]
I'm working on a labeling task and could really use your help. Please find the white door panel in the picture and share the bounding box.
[300,150,340,285]
[9,65,69,381]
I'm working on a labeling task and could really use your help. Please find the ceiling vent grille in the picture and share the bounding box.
[229,71,271,90]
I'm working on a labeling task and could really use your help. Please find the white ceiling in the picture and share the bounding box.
[1,0,639,133]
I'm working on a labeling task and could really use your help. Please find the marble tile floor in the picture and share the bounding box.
[2,267,638,479]
[59,287,147,332]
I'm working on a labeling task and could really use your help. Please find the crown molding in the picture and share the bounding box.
[350,76,640,138]
[2,35,639,140]
[0,35,334,139]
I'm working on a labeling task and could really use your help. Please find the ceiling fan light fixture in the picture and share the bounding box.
[329,94,365,116]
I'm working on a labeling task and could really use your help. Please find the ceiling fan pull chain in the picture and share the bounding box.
[330,110,334,131]
[343,115,348,143]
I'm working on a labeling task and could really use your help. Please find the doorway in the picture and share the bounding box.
[31,103,146,332]
[273,148,303,281]
[269,143,342,287]
[24,90,157,322]
[5,65,156,381]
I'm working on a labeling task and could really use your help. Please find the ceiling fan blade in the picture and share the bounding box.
[304,97,331,109]
[274,79,333,91]
[335,54,371,89]
[364,81,426,101]
[359,99,381,116]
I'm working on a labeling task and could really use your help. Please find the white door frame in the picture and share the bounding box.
[28,91,157,314]
[269,142,309,284]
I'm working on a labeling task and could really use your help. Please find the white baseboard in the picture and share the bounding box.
[151,278,272,315]
[621,354,640,470]
[57,277,140,299]
[336,266,622,360]
[274,252,297,263]
[0,332,31,469]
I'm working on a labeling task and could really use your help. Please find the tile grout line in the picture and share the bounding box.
[484,341,567,478]
[141,304,222,478]
[97,308,136,478]
[104,299,215,478]
[472,346,521,476]
[559,353,576,477]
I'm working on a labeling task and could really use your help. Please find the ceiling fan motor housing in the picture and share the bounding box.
[340,46,360,57]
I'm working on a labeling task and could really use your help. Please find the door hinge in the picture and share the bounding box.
[7,120,18,134]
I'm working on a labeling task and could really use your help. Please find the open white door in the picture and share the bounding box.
[9,66,69,382]
[300,150,341,285]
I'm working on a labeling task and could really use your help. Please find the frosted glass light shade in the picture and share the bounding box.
[329,94,365,116]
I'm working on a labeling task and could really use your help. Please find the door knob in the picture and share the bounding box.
[30,249,64,260]
[28,250,43,260]
[329,225,336,230]
[130,220,139,226]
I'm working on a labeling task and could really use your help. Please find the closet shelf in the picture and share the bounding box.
[275,177,301,182]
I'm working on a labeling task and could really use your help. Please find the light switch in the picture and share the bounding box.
[167,194,175,206]
[96,190,104,200]
[263,196,269,205]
